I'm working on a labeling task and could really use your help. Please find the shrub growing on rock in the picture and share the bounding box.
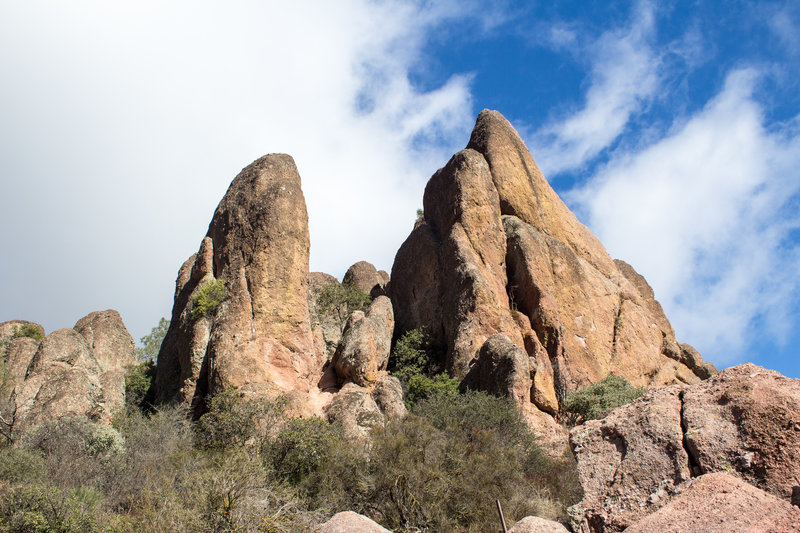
[565,374,645,423]
[317,280,371,329]
[12,324,44,340]
[124,360,155,408]
[191,279,226,319]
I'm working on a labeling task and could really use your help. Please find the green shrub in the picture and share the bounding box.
[0,484,102,533]
[124,361,155,408]
[12,324,44,340]
[0,446,47,484]
[368,391,575,532]
[317,281,371,329]
[564,374,645,424]
[196,387,274,450]
[268,417,338,485]
[404,372,460,406]
[191,279,226,319]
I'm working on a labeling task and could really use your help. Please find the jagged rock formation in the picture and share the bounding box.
[0,311,135,436]
[152,154,396,426]
[622,473,800,533]
[568,363,800,532]
[154,154,326,415]
[389,110,715,429]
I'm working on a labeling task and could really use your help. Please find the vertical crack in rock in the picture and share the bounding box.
[680,388,701,477]
[611,296,624,359]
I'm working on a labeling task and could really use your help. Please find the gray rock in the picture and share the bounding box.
[324,383,384,440]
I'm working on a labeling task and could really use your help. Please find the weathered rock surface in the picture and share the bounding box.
[682,363,800,499]
[623,473,800,533]
[324,382,385,440]
[343,261,387,298]
[463,334,531,404]
[569,364,800,532]
[0,320,45,340]
[332,296,394,386]
[308,272,344,360]
[389,109,713,434]
[372,373,406,419]
[315,511,391,533]
[509,516,570,533]
[8,311,136,434]
[154,154,325,415]
[569,385,690,532]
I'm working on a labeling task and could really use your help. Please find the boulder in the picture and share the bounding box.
[315,511,391,533]
[0,320,44,340]
[154,154,325,415]
[343,261,386,298]
[463,334,531,404]
[324,383,384,440]
[682,363,800,499]
[12,328,106,433]
[372,373,406,419]
[509,516,570,533]
[568,364,800,531]
[569,385,690,532]
[332,296,394,386]
[390,110,713,424]
[623,473,800,533]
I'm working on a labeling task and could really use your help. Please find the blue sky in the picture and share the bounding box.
[1,1,798,378]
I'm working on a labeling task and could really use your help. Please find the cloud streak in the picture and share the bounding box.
[569,68,800,364]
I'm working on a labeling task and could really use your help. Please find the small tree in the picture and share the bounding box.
[564,375,645,424]
[191,279,226,319]
[12,324,44,340]
[136,317,169,362]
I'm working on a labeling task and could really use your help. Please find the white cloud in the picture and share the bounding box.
[0,0,475,340]
[569,68,800,364]
[529,2,661,175]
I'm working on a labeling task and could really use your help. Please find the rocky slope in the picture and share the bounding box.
[389,110,715,438]
[0,311,136,437]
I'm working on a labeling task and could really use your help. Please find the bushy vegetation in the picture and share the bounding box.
[389,327,460,406]
[317,281,371,329]
[124,361,156,409]
[564,374,645,424]
[12,324,44,340]
[191,279,226,319]
[0,378,581,532]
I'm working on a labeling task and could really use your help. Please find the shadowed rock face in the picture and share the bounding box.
[154,154,323,415]
[389,110,714,427]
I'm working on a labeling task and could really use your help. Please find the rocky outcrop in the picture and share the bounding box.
[315,511,391,533]
[4,311,136,435]
[153,154,326,415]
[308,272,345,360]
[343,261,387,298]
[389,110,714,434]
[623,473,800,533]
[568,364,800,532]
[324,382,385,440]
[332,296,394,386]
[372,373,406,419]
[463,334,531,404]
[509,516,570,533]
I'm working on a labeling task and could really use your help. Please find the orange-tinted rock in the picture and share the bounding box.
[391,110,712,425]
[332,296,394,386]
[154,154,324,416]
[74,310,136,373]
[343,261,386,298]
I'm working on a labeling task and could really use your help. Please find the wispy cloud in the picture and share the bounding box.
[569,68,800,364]
[0,0,477,339]
[529,2,660,175]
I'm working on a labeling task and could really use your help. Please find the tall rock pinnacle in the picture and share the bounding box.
[154,154,322,414]
[390,110,715,425]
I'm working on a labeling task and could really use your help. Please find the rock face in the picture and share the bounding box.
[154,154,325,415]
[343,261,387,298]
[332,296,394,386]
[324,383,385,440]
[1,311,136,436]
[569,364,800,532]
[389,110,714,431]
[315,511,391,533]
[623,473,800,533]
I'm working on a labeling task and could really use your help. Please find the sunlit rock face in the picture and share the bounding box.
[389,109,715,435]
